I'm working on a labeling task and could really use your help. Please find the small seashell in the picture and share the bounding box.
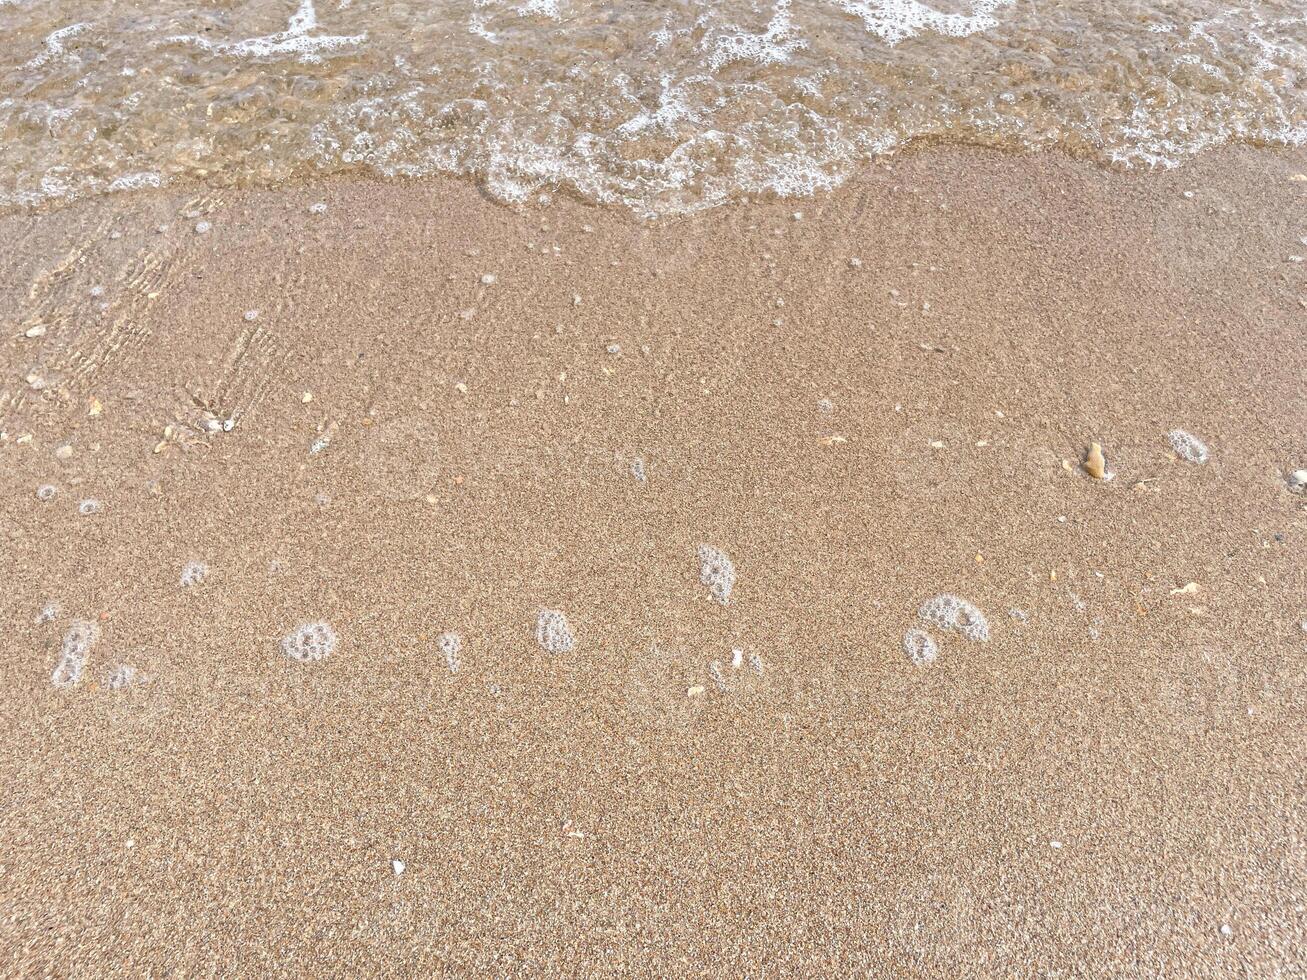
[1084,442,1107,480]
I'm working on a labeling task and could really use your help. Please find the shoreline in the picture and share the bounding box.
[2,144,1305,974]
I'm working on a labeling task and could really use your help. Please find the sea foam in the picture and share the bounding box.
[697,544,736,605]
[281,621,337,662]
[51,620,98,688]
[535,609,575,653]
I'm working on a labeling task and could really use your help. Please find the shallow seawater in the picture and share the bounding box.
[1,0,1304,215]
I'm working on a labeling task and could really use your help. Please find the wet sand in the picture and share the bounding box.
[1,146,1305,975]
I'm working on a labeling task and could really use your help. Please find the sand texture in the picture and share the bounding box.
[1,147,1306,976]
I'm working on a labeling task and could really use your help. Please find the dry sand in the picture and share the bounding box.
[1,146,1306,975]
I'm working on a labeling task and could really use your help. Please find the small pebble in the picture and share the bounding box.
[195,220,211,234]
[308,202,328,215]
[243,310,259,322]
[392,859,405,876]
[25,324,47,338]
[480,273,496,285]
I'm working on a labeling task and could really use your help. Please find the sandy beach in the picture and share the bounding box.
[2,145,1306,975]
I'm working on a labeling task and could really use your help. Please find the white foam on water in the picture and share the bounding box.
[107,172,164,193]
[35,601,60,625]
[24,23,90,70]
[4,0,1306,216]
[1168,429,1209,464]
[535,609,575,653]
[281,621,337,662]
[832,0,1011,46]
[78,499,101,515]
[697,544,736,605]
[516,0,562,19]
[36,484,56,501]
[707,0,805,71]
[167,0,366,61]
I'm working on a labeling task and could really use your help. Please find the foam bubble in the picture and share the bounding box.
[707,0,804,71]
[833,0,1009,47]
[708,660,728,692]
[51,620,98,688]
[697,544,736,605]
[36,484,56,501]
[107,172,163,192]
[630,457,647,483]
[167,0,366,62]
[105,664,142,690]
[78,499,102,515]
[179,560,208,588]
[281,621,337,662]
[1168,429,1209,464]
[918,594,989,642]
[437,631,463,673]
[535,609,575,653]
[902,627,939,666]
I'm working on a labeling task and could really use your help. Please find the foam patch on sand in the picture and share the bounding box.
[438,631,463,673]
[902,627,939,666]
[697,544,736,605]
[536,609,575,653]
[281,621,337,662]
[52,620,97,688]
[105,664,143,690]
[918,594,990,642]
[1168,429,1209,464]
[179,560,208,588]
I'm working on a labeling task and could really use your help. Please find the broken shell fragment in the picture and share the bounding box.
[1084,442,1107,480]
